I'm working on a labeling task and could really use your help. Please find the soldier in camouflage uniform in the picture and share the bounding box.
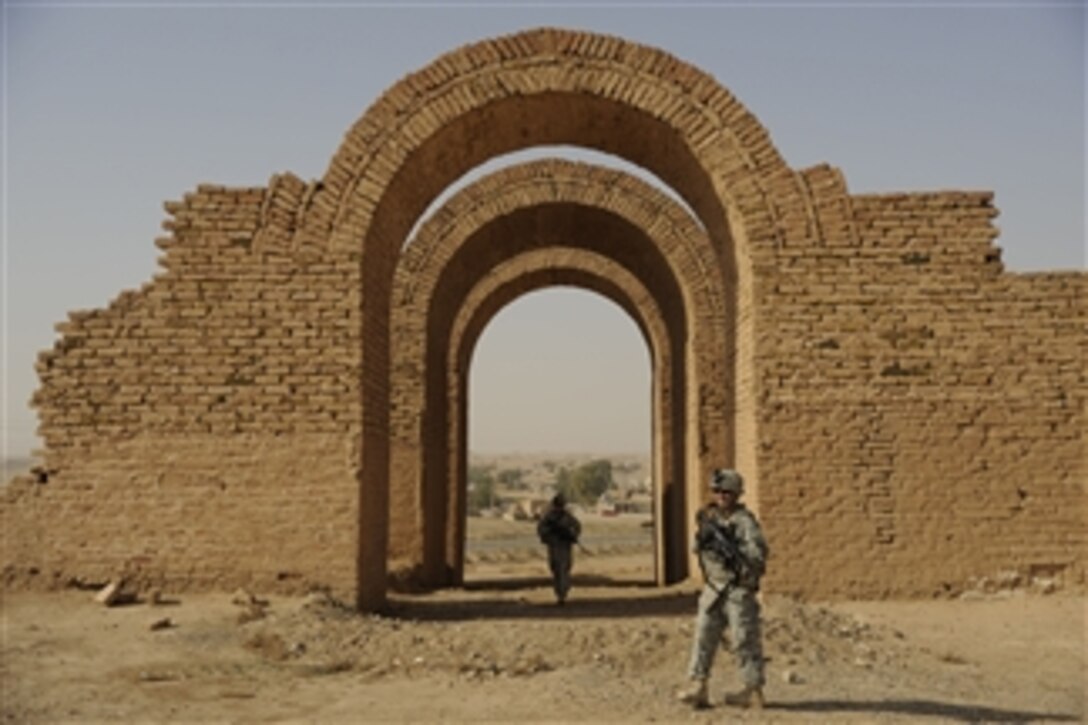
[676,468,768,710]
[537,493,582,605]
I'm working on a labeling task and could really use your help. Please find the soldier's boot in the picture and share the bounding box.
[724,685,764,710]
[676,678,709,709]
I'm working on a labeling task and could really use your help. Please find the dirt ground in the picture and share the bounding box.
[2,539,1085,723]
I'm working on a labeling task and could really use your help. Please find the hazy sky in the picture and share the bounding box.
[2,2,1084,459]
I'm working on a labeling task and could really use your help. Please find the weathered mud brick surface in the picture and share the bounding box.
[3,29,1083,609]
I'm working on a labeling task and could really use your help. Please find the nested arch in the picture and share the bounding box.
[390,161,731,588]
[394,204,691,586]
[333,28,793,607]
[391,162,729,466]
[392,160,727,319]
[446,250,672,585]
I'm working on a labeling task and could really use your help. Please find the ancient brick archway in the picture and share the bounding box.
[389,160,730,590]
[318,29,794,607]
[12,27,1081,610]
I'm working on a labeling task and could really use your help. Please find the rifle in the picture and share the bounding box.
[695,511,753,587]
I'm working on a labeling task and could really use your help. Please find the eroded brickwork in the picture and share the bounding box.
[4,177,362,601]
[757,186,1085,596]
[3,28,1083,607]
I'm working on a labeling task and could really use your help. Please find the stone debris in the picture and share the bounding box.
[94,581,123,605]
[237,604,268,625]
[243,632,290,662]
[1034,578,1058,595]
[93,580,136,607]
[232,587,271,624]
[960,570,1064,599]
[231,588,269,607]
[137,670,178,683]
[301,591,336,610]
[149,617,174,631]
[223,591,920,689]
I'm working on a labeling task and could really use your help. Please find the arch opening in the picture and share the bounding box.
[418,207,689,589]
[462,287,656,589]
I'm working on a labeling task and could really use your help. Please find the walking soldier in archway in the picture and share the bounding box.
[537,493,582,605]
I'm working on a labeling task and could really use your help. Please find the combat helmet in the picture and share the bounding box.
[709,468,744,494]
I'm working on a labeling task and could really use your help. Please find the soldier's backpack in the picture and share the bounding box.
[539,511,579,544]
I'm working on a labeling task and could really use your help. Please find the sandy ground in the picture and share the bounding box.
[2,535,1085,723]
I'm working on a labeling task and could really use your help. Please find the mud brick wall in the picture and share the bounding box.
[4,166,1084,602]
[757,174,1085,597]
[3,169,1084,601]
[2,176,363,600]
[2,25,1084,603]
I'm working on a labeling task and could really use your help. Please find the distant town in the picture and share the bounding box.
[467,452,651,520]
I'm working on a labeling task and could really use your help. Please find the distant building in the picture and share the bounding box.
[597,491,652,515]
[506,497,550,521]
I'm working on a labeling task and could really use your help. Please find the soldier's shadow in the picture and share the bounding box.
[388,575,695,620]
[768,698,1080,723]
[463,573,651,591]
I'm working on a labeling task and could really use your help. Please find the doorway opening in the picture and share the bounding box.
[463,288,655,592]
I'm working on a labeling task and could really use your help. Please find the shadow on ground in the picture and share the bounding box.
[463,573,655,591]
[770,698,1080,723]
[387,575,694,621]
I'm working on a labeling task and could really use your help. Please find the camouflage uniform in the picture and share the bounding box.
[537,497,581,604]
[678,468,768,709]
[688,502,768,687]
